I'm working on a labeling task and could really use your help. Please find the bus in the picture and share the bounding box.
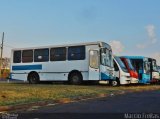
[122,56,150,84]
[120,57,139,84]
[148,58,160,83]
[113,56,131,86]
[10,41,116,85]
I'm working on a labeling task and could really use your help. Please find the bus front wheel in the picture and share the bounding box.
[28,72,39,84]
[69,72,82,85]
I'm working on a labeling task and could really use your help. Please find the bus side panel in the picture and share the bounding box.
[37,72,89,81]
[39,73,68,81]
[38,44,98,81]
[11,73,27,81]
[142,74,150,83]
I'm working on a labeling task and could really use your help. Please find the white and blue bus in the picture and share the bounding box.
[10,41,116,85]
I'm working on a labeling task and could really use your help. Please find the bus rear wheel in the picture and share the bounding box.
[28,72,39,84]
[69,72,82,85]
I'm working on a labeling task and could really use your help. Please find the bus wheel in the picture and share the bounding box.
[69,72,82,85]
[28,72,39,84]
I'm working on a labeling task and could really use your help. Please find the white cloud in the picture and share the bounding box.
[146,24,157,44]
[109,40,124,54]
[136,24,157,49]
[136,44,147,49]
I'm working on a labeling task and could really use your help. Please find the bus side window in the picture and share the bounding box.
[50,47,66,61]
[13,50,21,63]
[68,46,85,60]
[34,48,49,62]
[22,50,33,63]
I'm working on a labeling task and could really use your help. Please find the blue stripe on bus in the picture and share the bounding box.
[12,64,42,70]
[101,72,115,80]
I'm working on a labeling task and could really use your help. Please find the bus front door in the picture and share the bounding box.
[89,50,100,80]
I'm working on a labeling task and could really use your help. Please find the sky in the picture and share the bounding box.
[0,0,160,64]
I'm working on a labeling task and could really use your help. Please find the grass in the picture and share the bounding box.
[0,83,160,106]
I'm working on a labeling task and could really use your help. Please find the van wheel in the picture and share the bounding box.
[28,73,39,84]
[69,72,82,85]
[111,79,120,86]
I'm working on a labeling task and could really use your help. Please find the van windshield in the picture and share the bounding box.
[127,59,135,70]
[115,56,128,73]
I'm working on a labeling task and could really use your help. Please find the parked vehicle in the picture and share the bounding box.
[122,56,150,84]
[157,66,160,77]
[10,41,116,85]
[158,66,160,72]
[148,58,160,83]
[113,56,131,86]
[120,57,139,84]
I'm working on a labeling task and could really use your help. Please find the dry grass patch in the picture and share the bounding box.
[0,83,160,106]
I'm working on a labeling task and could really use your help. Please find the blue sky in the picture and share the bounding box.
[0,0,160,64]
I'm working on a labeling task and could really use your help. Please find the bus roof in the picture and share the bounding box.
[121,56,157,62]
[120,56,147,59]
[12,41,111,51]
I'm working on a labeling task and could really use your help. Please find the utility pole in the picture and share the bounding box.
[0,32,4,79]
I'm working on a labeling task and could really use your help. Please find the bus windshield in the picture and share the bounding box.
[144,61,150,74]
[127,59,135,70]
[100,48,113,67]
[152,60,158,72]
[115,56,128,73]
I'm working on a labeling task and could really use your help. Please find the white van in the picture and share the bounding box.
[113,56,131,86]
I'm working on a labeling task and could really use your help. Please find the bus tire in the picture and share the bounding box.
[68,72,82,85]
[28,72,40,84]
